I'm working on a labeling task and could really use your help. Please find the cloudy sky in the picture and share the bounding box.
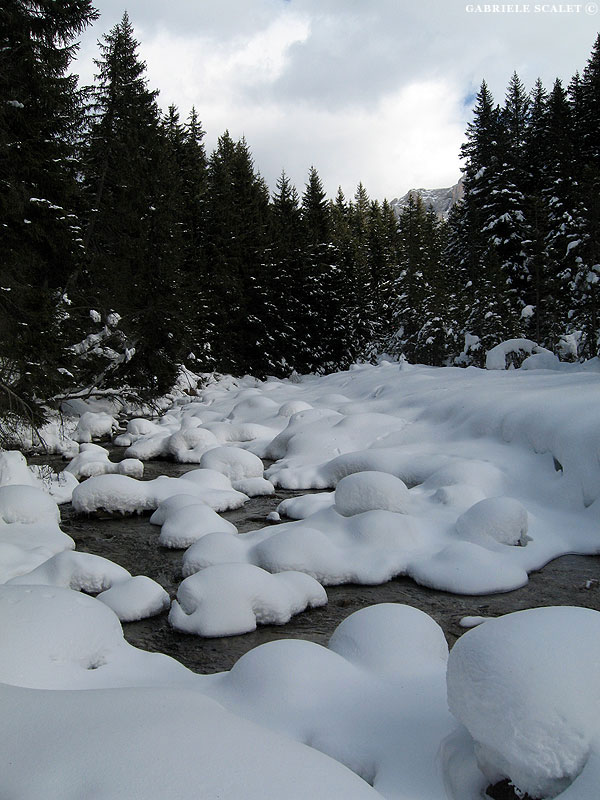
[74,1,598,201]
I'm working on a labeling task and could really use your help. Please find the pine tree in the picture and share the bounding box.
[203,133,272,375]
[268,171,305,372]
[81,12,188,396]
[0,0,98,421]
[300,166,346,372]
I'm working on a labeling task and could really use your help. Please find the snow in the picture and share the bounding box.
[485,337,554,369]
[0,450,39,487]
[7,550,131,592]
[0,683,379,800]
[169,563,327,636]
[72,472,249,514]
[455,496,529,546]
[65,442,144,480]
[97,575,170,621]
[158,502,237,548]
[199,445,265,480]
[3,359,600,798]
[334,470,410,516]
[0,484,60,524]
[72,410,118,442]
[447,606,600,798]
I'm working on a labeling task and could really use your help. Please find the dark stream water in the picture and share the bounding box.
[37,452,600,676]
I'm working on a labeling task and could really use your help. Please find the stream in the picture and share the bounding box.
[35,451,600,675]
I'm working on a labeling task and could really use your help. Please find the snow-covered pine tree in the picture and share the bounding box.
[0,0,97,421]
[570,34,600,356]
[81,12,188,397]
[300,166,346,372]
[203,132,272,375]
[269,170,310,374]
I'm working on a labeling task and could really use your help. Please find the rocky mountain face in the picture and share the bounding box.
[391,177,463,220]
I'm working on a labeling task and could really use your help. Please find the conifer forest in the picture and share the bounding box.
[2,2,599,422]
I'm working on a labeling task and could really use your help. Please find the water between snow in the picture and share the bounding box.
[39,453,600,675]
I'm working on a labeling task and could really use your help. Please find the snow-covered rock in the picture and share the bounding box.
[72,410,118,443]
[334,471,410,517]
[447,606,600,798]
[7,550,131,593]
[169,563,327,636]
[0,484,60,524]
[455,496,529,547]
[199,445,264,481]
[71,472,249,515]
[0,450,39,487]
[97,575,170,621]
[158,503,237,548]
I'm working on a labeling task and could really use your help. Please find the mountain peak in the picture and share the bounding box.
[391,177,463,220]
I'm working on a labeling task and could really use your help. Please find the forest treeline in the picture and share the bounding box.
[1,2,599,423]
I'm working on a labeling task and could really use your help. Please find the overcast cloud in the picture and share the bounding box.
[74,0,598,200]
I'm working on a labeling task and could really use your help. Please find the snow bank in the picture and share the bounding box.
[169,563,327,636]
[206,603,455,798]
[447,606,600,798]
[0,584,191,689]
[0,682,379,800]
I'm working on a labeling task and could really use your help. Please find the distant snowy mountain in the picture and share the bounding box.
[391,177,463,220]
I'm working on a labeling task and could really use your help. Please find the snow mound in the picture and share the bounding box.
[0,683,379,799]
[7,550,131,593]
[73,410,118,443]
[232,476,275,496]
[158,503,237,548]
[329,603,448,677]
[485,338,554,370]
[456,496,529,547]
[207,603,455,798]
[0,484,60,524]
[334,471,410,516]
[169,563,327,636]
[65,443,144,480]
[167,423,219,462]
[0,450,39,487]
[278,491,335,519]
[0,584,191,689]
[178,467,236,490]
[182,531,249,577]
[97,575,170,621]
[149,493,208,526]
[199,445,264,481]
[0,521,75,584]
[71,472,249,515]
[72,473,156,514]
[447,606,600,798]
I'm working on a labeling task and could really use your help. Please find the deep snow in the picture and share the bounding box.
[2,357,600,798]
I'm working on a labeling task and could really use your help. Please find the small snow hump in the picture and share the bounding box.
[334,471,410,517]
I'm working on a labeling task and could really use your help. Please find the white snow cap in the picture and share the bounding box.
[334,471,410,517]
[199,446,264,481]
[447,606,600,798]
[455,496,529,547]
[169,563,327,636]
